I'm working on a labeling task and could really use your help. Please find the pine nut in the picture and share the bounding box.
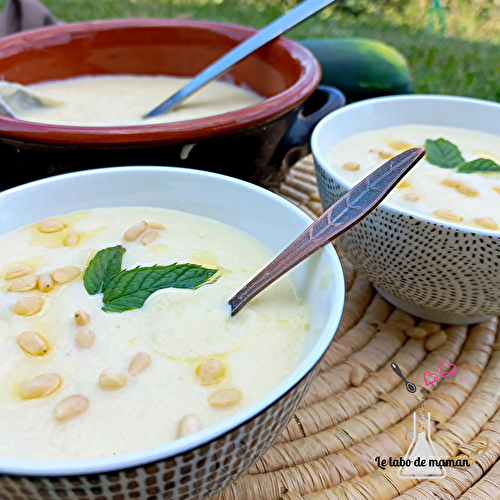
[38,273,54,293]
[17,331,49,356]
[378,151,394,159]
[37,219,66,233]
[433,209,463,222]
[405,326,428,339]
[141,230,159,246]
[396,180,411,189]
[350,365,367,387]
[64,232,80,247]
[441,178,462,188]
[8,274,38,292]
[76,328,95,349]
[74,310,90,327]
[196,358,225,386]
[123,221,148,242]
[5,265,33,280]
[404,193,420,202]
[342,162,360,171]
[208,388,242,408]
[148,222,166,230]
[54,395,89,421]
[493,186,500,195]
[474,217,498,230]
[128,352,151,376]
[177,414,201,438]
[13,297,44,316]
[424,330,447,351]
[52,266,80,284]
[388,140,412,151]
[19,373,61,400]
[456,184,479,198]
[99,369,127,390]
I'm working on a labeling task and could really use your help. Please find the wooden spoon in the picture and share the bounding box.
[229,147,425,315]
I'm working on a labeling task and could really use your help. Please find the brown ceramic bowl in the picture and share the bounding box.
[0,18,345,190]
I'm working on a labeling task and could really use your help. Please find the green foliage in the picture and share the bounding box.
[0,0,497,101]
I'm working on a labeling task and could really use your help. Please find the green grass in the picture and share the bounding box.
[2,0,499,101]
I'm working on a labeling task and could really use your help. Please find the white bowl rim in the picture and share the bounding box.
[0,166,345,476]
[311,94,500,237]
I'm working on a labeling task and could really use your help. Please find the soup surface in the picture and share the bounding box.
[2,75,263,126]
[330,125,500,230]
[0,208,308,460]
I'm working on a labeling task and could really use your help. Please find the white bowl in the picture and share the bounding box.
[0,167,344,500]
[312,94,500,324]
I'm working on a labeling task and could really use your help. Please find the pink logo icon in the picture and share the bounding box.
[439,360,457,378]
[423,371,438,386]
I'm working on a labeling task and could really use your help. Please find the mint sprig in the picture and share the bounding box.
[425,138,500,174]
[457,158,500,174]
[83,245,218,313]
[425,138,465,170]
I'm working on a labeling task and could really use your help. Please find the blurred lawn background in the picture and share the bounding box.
[2,0,498,101]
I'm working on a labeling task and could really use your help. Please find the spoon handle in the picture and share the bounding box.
[391,362,406,381]
[144,0,335,118]
[229,147,425,316]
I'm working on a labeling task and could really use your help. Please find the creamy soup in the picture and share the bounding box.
[1,75,263,126]
[330,125,500,230]
[0,208,308,460]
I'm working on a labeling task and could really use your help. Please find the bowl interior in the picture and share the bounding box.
[312,94,500,231]
[0,20,298,98]
[0,167,344,475]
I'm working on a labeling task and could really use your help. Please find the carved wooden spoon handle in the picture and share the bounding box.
[229,147,425,316]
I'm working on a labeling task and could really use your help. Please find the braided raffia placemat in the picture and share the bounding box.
[214,155,500,500]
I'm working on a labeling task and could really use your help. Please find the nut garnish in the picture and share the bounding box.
[19,374,61,400]
[37,220,66,233]
[342,162,360,171]
[5,265,33,280]
[208,388,242,408]
[123,221,148,242]
[54,395,89,421]
[17,331,49,356]
[52,266,80,284]
[99,369,127,390]
[128,353,151,376]
[76,328,95,349]
[38,273,54,293]
[141,230,159,246]
[177,414,201,438]
[196,358,225,386]
[13,297,44,316]
[8,274,38,292]
[74,310,91,327]
[64,232,80,247]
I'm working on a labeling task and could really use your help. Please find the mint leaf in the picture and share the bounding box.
[425,138,465,169]
[83,245,126,295]
[457,158,500,174]
[101,264,218,313]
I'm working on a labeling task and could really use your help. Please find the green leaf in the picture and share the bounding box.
[101,264,218,313]
[457,158,500,174]
[83,245,126,295]
[425,138,465,169]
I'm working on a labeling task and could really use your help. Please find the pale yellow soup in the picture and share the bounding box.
[330,125,500,230]
[3,75,263,126]
[0,208,309,460]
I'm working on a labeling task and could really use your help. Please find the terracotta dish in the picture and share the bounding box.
[0,18,345,190]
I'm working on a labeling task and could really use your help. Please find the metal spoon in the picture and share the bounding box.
[0,82,64,119]
[143,0,336,119]
[228,147,426,316]
[391,362,417,393]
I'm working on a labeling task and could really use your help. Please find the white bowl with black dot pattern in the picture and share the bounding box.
[312,94,500,324]
[0,167,345,499]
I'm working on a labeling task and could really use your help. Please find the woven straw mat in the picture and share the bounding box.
[213,155,500,500]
